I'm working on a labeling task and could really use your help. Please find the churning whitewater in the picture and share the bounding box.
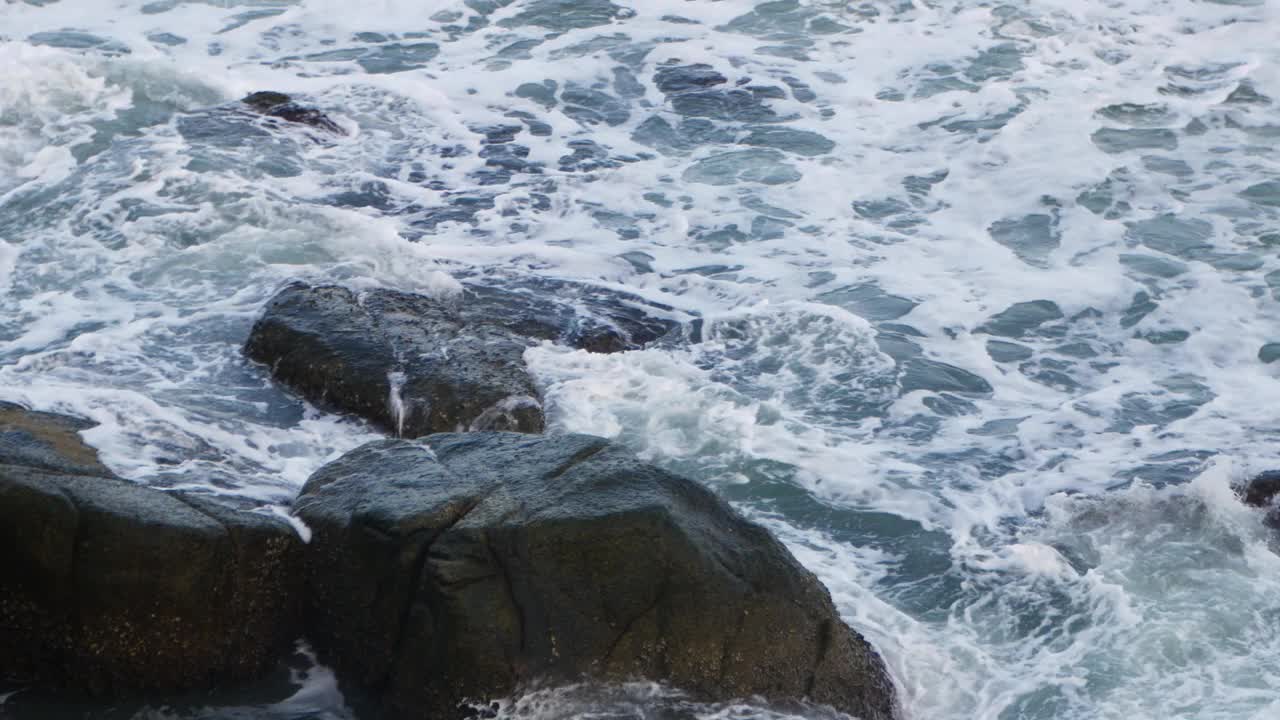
[2,0,1279,717]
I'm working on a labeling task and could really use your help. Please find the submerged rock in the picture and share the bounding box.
[240,91,345,135]
[0,405,301,695]
[244,280,680,437]
[294,433,899,720]
[0,401,114,477]
[1240,470,1280,529]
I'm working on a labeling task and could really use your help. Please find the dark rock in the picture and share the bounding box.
[293,433,899,720]
[240,91,345,135]
[1241,470,1280,509]
[245,283,538,437]
[0,407,301,696]
[465,278,679,353]
[244,280,681,438]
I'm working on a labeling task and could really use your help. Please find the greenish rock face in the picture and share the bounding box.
[293,433,900,720]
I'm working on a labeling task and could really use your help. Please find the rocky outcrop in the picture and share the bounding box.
[293,432,899,720]
[241,91,345,135]
[1241,470,1280,528]
[0,405,302,694]
[1241,470,1280,508]
[244,280,680,438]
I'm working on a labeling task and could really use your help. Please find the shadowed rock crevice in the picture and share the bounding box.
[602,576,666,669]
[292,440,489,691]
[168,493,305,676]
[485,532,529,676]
[385,496,485,693]
[1241,470,1280,509]
[804,618,835,696]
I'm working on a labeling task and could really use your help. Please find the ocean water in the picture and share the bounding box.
[2,0,1279,718]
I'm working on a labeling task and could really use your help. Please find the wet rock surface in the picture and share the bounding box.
[0,405,302,696]
[244,279,681,437]
[1240,470,1280,528]
[293,432,899,720]
[240,91,345,134]
[1,406,898,719]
